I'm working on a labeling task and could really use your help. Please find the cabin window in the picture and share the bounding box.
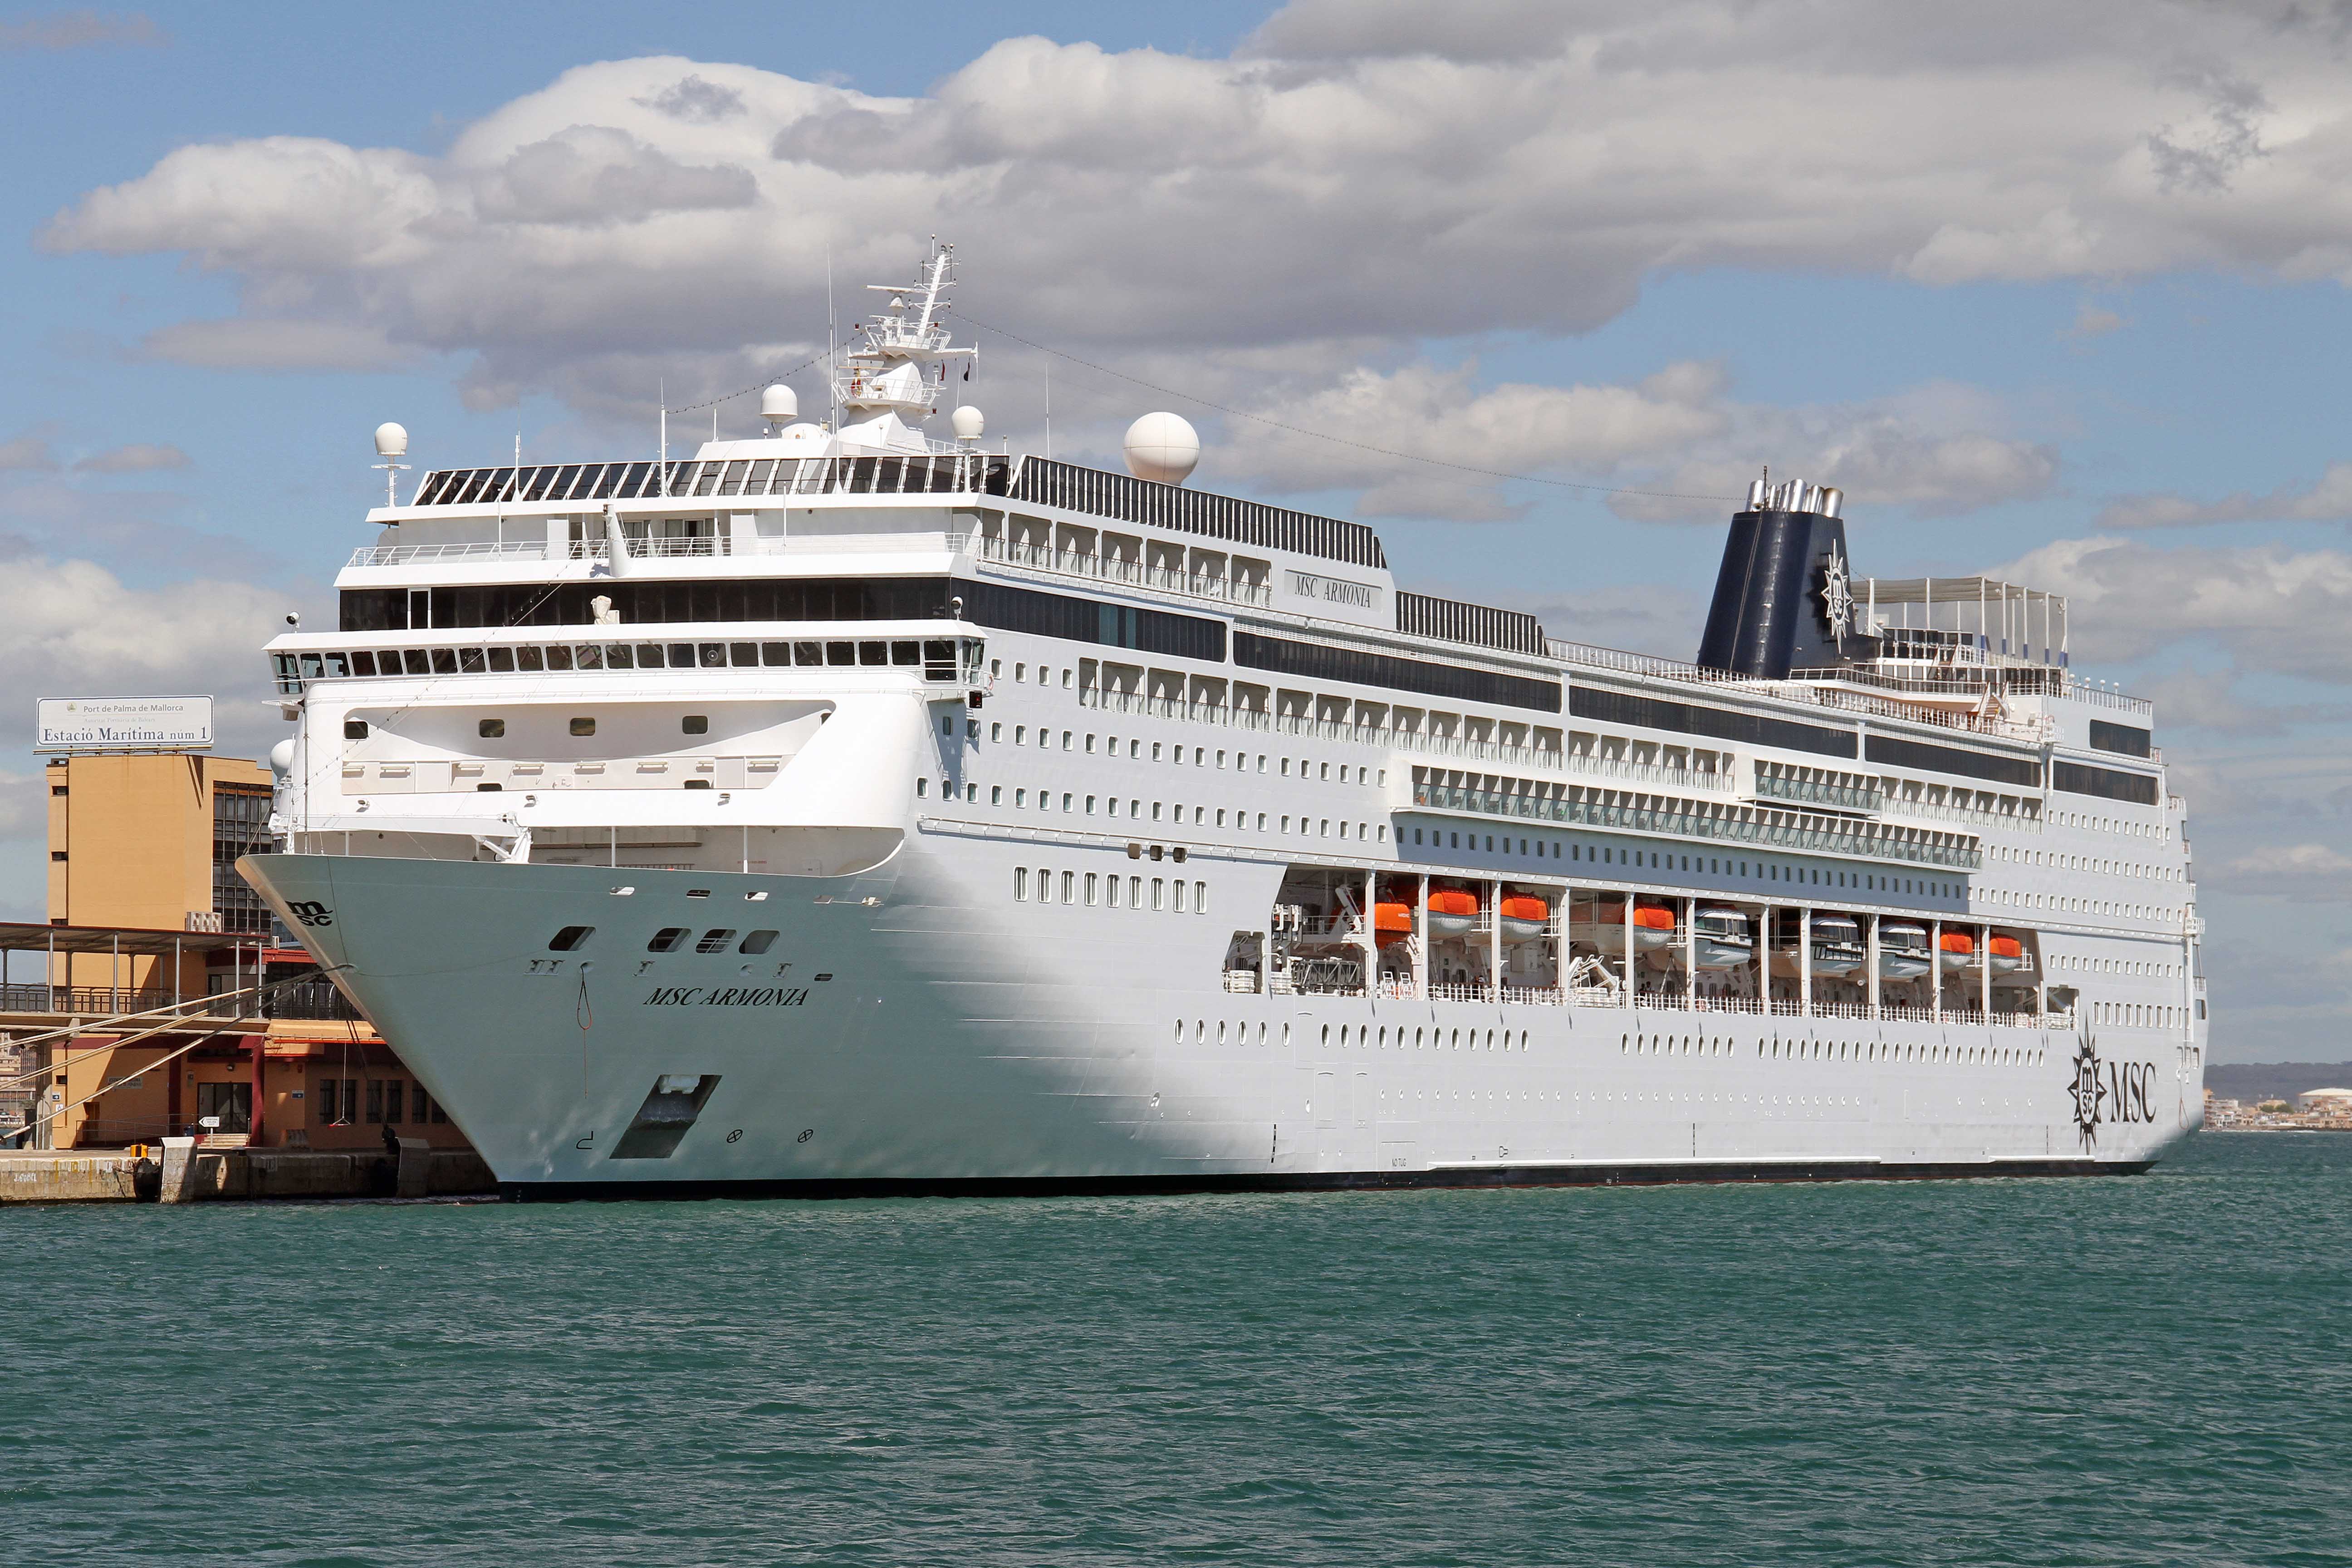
[548,926,594,951]
[343,720,369,740]
[479,719,505,738]
[647,927,688,953]
[682,715,708,735]
[694,929,735,954]
[570,717,596,737]
[739,931,778,954]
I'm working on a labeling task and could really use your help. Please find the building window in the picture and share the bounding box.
[384,1080,404,1125]
[366,1079,385,1124]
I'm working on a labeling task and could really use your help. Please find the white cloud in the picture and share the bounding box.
[141,318,416,372]
[0,436,56,471]
[73,442,189,473]
[34,7,2352,422]
[0,10,160,50]
[2211,842,2352,900]
[0,556,284,752]
[2000,536,2352,682]
[2097,461,2352,529]
[1209,358,2053,522]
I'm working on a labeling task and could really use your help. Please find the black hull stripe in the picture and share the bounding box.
[500,1157,2157,1203]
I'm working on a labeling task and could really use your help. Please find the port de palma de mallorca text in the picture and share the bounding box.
[242,243,2206,1197]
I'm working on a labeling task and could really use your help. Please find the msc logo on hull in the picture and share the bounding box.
[2068,1033,2158,1151]
[285,900,333,928]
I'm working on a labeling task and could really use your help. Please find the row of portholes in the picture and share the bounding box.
[1621,1032,2048,1068]
[1170,1019,1533,1051]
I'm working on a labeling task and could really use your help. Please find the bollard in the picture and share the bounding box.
[158,1137,200,1204]
[395,1137,431,1199]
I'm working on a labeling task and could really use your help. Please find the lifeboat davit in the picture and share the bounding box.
[1937,930,1975,974]
[1372,902,1413,947]
[1425,888,1480,936]
[1877,921,1932,981]
[1768,911,1867,978]
[1570,899,1678,953]
[1499,894,1550,942]
[1691,904,1754,970]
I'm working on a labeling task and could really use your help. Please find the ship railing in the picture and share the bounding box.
[1078,686,1744,792]
[1424,982,1494,1004]
[976,534,1274,607]
[1544,640,2064,741]
[1499,985,1566,1007]
[1412,783,1983,871]
[348,539,554,568]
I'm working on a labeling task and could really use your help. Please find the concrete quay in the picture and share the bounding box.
[1,1142,494,1204]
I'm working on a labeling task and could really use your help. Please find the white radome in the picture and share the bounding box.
[951,405,985,441]
[1123,412,1199,485]
[760,385,798,422]
[373,422,408,458]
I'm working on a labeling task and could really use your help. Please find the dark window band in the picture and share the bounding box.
[1236,632,1561,712]
[1864,734,2043,789]
[2088,720,2153,759]
[2053,760,2159,806]
[958,581,1225,662]
[1571,686,1855,759]
[343,578,958,632]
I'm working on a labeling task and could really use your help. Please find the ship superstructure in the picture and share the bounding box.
[242,249,2205,1195]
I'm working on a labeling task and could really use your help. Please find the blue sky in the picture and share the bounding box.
[5,0,2351,1056]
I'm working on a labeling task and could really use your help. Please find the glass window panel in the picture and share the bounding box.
[487,647,515,672]
[323,652,350,677]
[761,642,790,666]
[604,643,634,669]
[618,461,653,497]
[403,650,431,675]
[351,651,377,676]
[859,641,887,666]
[729,642,757,666]
[890,641,919,666]
[458,648,486,672]
[694,466,720,496]
[699,643,725,668]
[550,464,582,499]
[826,641,855,666]
[546,645,574,671]
[636,643,667,668]
[747,458,778,494]
[379,649,405,671]
[516,646,544,672]
[429,648,458,675]
[299,653,324,680]
[591,464,626,499]
[720,460,749,496]
[793,642,824,665]
[575,644,603,670]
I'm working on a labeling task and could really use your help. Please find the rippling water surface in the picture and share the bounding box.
[7,1133,2346,1567]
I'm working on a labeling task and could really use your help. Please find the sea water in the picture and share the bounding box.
[5,1133,2344,1567]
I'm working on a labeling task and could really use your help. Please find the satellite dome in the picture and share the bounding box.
[268,739,296,777]
[760,384,798,422]
[373,422,408,458]
[951,405,985,441]
[1123,412,1199,486]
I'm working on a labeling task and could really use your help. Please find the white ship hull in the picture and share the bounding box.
[243,846,2196,1195]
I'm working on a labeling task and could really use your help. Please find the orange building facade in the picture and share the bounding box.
[8,751,480,1157]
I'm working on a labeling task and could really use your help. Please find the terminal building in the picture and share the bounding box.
[2,750,476,1158]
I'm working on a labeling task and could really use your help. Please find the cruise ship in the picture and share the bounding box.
[243,245,2208,1196]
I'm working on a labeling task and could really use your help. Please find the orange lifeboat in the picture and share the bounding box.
[1632,905,1676,931]
[1938,929,1974,974]
[1372,902,1413,947]
[1426,888,1480,936]
[1988,934,2026,975]
[1499,894,1550,942]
